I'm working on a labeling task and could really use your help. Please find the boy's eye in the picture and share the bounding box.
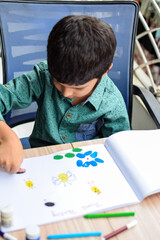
[77,88,84,90]
[76,86,87,90]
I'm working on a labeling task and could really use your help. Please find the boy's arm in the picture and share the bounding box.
[0,62,45,118]
[0,120,24,173]
[0,62,47,173]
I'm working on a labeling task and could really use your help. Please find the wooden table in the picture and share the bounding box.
[2,138,160,240]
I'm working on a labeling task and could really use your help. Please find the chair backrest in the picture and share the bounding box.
[0,0,139,127]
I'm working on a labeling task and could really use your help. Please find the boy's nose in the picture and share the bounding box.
[61,87,73,98]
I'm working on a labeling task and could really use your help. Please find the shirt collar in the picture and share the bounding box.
[84,75,107,111]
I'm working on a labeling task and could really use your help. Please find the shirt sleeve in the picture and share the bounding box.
[101,93,131,137]
[0,62,45,121]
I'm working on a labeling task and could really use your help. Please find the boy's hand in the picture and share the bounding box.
[0,121,24,173]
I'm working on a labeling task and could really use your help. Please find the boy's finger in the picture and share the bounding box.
[16,168,26,174]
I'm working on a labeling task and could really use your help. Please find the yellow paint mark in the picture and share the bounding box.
[91,186,101,194]
[25,180,34,188]
[58,173,69,183]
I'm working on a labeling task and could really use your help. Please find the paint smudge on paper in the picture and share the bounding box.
[72,148,82,153]
[65,153,75,158]
[44,202,55,207]
[53,155,63,160]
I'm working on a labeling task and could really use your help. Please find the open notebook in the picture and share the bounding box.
[0,129,160,231]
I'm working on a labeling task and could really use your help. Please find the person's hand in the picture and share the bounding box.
[0,121,24,173]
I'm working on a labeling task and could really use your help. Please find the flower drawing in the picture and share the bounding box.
[76,150,104,168]
[52,170,76,186]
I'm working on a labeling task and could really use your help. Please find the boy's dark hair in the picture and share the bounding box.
[47,15,117,85]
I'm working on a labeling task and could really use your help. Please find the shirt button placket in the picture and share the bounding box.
[61,113,71,141]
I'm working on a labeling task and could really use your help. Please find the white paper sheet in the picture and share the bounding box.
[105,129,160,200]
[0,144,138,231]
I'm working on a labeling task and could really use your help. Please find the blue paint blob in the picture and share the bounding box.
[84,151,92,156]
[83,161,90,167]
[76,150,104,168]
[76,160,83,167]
[90,152,98,158]
[94,158,104,163]
[90,161,98,166]
[76,153,85,158]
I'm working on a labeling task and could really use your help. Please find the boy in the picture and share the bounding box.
[0,15,130,173]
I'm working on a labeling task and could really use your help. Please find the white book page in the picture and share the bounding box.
[105,130,160,200]
[0,144,138,232]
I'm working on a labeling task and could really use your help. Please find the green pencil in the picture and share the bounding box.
[84,212,135,218]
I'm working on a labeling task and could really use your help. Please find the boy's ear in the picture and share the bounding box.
[102,63,113,77]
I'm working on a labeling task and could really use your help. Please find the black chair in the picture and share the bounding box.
[0,0,160,148]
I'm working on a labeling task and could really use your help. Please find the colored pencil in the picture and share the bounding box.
[47,231,102,239]
[0,230,17,240]
[101,220,137,240]
[84,212,135,218]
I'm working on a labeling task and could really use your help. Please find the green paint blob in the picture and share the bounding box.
[65,153,75,158]
[72,148,82,152]
[53,155,63,160]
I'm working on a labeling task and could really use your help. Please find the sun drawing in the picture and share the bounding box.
[52,171,76,186]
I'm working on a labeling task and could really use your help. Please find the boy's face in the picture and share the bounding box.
[53,78,99,103]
